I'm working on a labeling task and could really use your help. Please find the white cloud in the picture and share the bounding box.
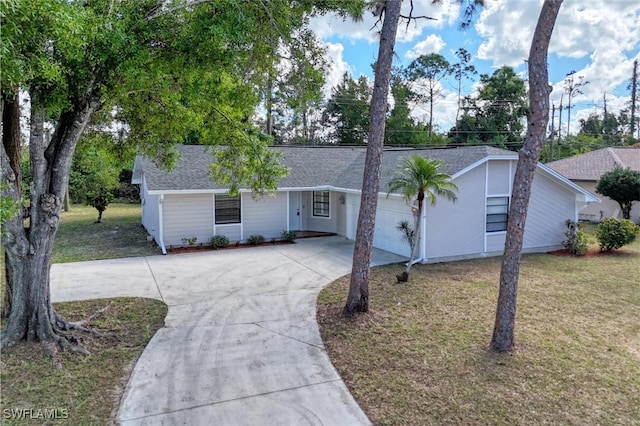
[475,0,640,133]
[322,42,352,97]
[406,34,446,59]
[310,0,640,134]
[309,0,462,45]
[475,0,540,68]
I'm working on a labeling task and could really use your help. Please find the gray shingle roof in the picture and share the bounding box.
[137,144,516,192]
[546,147,640,181]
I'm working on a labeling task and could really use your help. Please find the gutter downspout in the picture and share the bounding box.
[158,194,167,254]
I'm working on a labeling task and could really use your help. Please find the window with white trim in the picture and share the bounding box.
[486,197,509,232]
[215,194,241,224]
[313,191,330,217]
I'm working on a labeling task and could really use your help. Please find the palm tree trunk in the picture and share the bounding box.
[405,203,422,274]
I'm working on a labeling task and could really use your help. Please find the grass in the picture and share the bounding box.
[318,237,640,425]
[1,203,167,425]
[0,298,167,425]
[52,203,160,263]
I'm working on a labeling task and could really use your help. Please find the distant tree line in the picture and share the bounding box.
[257,52,639,160]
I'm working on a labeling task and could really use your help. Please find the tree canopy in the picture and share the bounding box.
[0,0,364,349]
[596,167,640,220]
[449,66,528,150]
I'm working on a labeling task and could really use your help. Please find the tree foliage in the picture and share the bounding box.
[449,66,528,150]
[405,54,452,138]
[596,167,640,220]
[0,0,364,350]
[325,73,372,145]
[70,133,121,222]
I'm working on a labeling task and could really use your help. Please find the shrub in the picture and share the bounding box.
[247,234,265,245]
[562,220,589,256]
[209,235,229,249]
[595,218,640,252]
[280,230,297,242]
[181,236,197,247]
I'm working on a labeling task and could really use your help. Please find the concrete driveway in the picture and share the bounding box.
[51,236,404,425]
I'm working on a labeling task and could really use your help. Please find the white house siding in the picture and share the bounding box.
[141,177,160,243]
[523,171,576,251]
[345,194,359,241]
[242,192,288,240]
[484,160,513,254]
[336,192,348,236]
[302,191,339,233]
[214,224,241,242]
[424,164,486,261]
[162,193,214,247]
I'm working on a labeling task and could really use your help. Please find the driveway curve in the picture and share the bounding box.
[51,236,404,425]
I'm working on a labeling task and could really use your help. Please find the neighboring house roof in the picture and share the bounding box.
[546,147,640,181]
[133,144,515,193]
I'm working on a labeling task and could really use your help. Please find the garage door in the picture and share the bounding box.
[373,197,413,257]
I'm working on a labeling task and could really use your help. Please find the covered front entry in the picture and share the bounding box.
[288,190,344,236]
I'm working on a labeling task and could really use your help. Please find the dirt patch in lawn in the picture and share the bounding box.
[547,248,634,257]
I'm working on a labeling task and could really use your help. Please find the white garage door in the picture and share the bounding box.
[374,197,413,257]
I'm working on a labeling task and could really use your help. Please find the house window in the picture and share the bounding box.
[215,194,241,224]
[486,197,509,232]
[313,191,330,217]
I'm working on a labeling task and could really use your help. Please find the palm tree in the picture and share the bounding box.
[388,155,458,281]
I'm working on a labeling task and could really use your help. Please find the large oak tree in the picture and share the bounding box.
[0,0,363,350]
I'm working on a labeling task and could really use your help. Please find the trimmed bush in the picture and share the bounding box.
[181,236,197,247]
[247,234,265,245]
[595,218,639,252]
[562,220,589,256]
[209,235,229,249]
[280,230,297,242]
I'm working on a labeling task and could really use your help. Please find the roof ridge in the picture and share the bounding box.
[606,147,623,168]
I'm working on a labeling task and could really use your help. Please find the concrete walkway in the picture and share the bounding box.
[50,236,404,425]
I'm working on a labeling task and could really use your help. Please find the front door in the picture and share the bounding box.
[288,192,301,231]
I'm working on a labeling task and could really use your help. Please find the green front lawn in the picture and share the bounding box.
[52,203,160,263]
[318,239,640,425]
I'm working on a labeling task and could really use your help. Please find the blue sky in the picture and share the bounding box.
[310,0,640,134]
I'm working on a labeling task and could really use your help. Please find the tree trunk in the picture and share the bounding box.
[1,95,98,349]
[620,202,632,220]
[404,193,424,275]
[630,59,637,137]
[491,0,562,353]
[2,92,21,319]
[344,0,401,316]
[428,86,434,138]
